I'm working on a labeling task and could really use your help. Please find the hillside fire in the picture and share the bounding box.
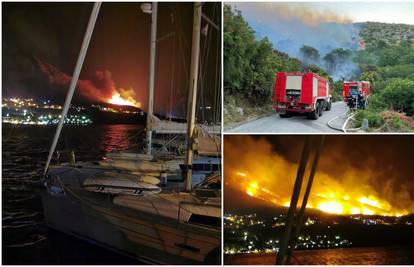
[239,174,405,217]
[107,92,140,107]
[36,58,141,108]
[224,135,413,217]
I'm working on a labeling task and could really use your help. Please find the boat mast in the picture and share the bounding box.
[145,2,158,155]
[276,136,324,264]
[276,138,311,265]
[184,3,202,192]
[43,2,101,175]
[286,136,325,264]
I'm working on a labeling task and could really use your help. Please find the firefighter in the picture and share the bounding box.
[358,91,366,109]
[348,94,356,109]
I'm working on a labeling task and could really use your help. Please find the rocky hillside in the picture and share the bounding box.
[358,22,414,47]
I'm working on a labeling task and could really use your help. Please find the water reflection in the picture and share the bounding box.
[99,124,142,153]
[225,246,414,265]
[2,124,144,264]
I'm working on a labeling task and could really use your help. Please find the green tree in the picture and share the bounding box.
[223,5,302,104]
[300,45,320,66]
[223,5,256,94]
[379,78,414,116]
[324,48,353,73]
[376,40,387,49]
[360,71,380,84]
[331,80,344,102]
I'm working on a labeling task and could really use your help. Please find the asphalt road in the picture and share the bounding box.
[226,102,349,133]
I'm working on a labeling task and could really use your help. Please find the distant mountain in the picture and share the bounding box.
[357,22,414,47]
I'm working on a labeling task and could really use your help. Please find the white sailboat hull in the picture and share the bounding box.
[41,189,221,264]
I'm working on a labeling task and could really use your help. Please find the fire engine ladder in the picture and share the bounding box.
[275,136,325,265]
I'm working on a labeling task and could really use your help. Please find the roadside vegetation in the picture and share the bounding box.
[352,22,414,132]
[223,4,299,125]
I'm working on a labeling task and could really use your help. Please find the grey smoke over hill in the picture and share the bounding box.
[230,2,362,80]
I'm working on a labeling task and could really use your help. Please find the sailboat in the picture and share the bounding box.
[41,2,221,264]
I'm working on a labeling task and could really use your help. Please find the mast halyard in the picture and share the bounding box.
[145,2,158,156]
[184,3,202,192]
[43,2,101,175]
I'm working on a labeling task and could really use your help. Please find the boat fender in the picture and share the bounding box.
[141,175,160,185]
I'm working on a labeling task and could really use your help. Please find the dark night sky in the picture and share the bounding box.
[224,135,414,213]
[2,2,221,120]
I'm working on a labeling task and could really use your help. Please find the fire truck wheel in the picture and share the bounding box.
[319,103,323,117]
[308,103,319,120]
[325,101,332,111]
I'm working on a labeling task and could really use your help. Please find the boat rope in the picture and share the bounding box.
[197,3,216,125]
[169,29,176,120]
[176,4,190,118]
[44,2,101,175]
[213,4,221,125]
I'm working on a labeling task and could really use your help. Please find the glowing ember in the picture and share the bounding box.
[108,93,140,107]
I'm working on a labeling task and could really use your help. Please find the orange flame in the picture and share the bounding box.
[237,173,408,217]
[108,92,141,107]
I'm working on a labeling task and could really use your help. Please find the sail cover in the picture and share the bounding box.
[193,125,221,156]
[149,114,221,134]
[148,115,221,156]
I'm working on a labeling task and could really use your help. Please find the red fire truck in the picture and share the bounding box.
[273,72,332,120]
[343,81,370,109]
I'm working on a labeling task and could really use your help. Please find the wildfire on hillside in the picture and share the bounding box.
[225,136,412,217]
[36,58,141,108]
[107,89,141,107]
[238,172,406,217]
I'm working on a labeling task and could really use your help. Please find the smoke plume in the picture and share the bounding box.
[241,3,352,26]
[224,135,414,216]
[36,58,141,107]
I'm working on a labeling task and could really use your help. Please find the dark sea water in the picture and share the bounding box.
[225,246,414,265]
[2,124,144,264]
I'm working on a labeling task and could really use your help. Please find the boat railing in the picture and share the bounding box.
[45,174,67,197]
[53,149,78,165]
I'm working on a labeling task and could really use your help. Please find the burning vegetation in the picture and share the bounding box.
[224,136,413,217]
[36,58,141,108]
